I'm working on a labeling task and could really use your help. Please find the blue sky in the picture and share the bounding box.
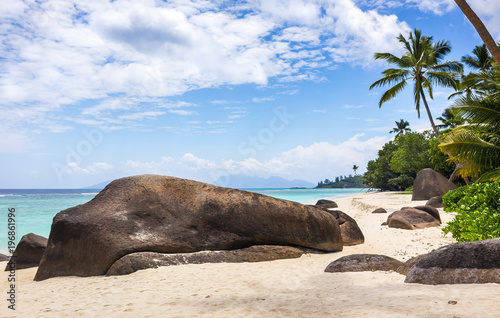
[1,0,500,188]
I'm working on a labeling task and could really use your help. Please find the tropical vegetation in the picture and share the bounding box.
[442,181,500,242]
[315,175,365,189]
[363,131,456,191]
[440,44,500,182]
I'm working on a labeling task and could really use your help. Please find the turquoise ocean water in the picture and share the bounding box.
[0,187,367,254]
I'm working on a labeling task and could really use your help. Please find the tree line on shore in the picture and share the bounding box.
[364,11,500,243]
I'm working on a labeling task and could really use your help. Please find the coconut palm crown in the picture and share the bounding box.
[389,119,411,137]
[370,29,463,137]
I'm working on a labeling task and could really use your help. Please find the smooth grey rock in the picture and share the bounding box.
[405,238,500,284]
[107,245,307,276]
[325,254,405,274]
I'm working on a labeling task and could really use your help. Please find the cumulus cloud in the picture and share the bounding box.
[124,134,388,184]
[1,0,411,109]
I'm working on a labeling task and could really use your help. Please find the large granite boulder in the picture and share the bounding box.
[326,210,364,246]
[386,207,440,230]
[405,238,500,284]
[412,168,457,201]
[324,254,405,274]
[107,245,306,276]
[4,233,47,271]
[35,175,342,281]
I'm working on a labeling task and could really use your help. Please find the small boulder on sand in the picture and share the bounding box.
[326,210,364,246]
[425,196,444,208]
[386,207,440,230]
[315,199,338,209]
[405,238,500,284]
[325,254,406,274]
[4,233,47,271]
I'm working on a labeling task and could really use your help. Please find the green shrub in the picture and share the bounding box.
[442,181,500,242]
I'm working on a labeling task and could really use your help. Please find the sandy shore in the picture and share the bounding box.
[2,191,500,317]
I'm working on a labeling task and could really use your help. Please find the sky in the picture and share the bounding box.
[1,0,500,188]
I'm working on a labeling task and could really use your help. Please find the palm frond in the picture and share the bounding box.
[430,61,464,73]
[378,80,408,107]
[369,69,410,89]
[453,96,500,127]
[440,129,500,167]
[426,71,461,89]
[374,53,411,68]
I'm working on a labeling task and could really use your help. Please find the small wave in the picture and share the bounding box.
[0,194,20,197]
[80,192,99,196]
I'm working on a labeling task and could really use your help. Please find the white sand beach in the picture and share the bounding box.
[2,191,500,317]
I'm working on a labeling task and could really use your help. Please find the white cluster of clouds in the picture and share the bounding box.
[116,133,387,184]
[1,0,410,107]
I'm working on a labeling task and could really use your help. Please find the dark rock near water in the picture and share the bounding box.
[386,208,441,230]
[371,208,387,214]
[405,238,500,284]
[326,210,364,246]
[0,254,10,262]
[107,245,307,276]
[325,254,405,274]
[4,233,47,271]
[412,168,457,201]
[315,199,338,209]
[35,175,342,281]
[426,196,444,208]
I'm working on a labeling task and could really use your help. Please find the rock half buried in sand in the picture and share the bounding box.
[324,254,405,274]
[35,175,342,281]
[4,233,47,271]
[315,199,338,209]
[386,208,440,230]
[0,253,10,262]
[412,168,457,201]
[401,205,441,223]
[405,238,500,284]
[325,210,364,246]
[371,207,387,214]
[106,245,307,276]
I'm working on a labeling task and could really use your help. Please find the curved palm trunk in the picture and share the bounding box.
[419,88,440,138]
[453,0,500,66]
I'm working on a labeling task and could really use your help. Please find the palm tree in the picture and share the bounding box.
[352,165,359,176]
[389,119,411,137]
[370,29,463,138]
[436,108,464,130]
[453,0,500,66]
[440,95,500,181]
[449,45,494,100]
[462,44,492,71]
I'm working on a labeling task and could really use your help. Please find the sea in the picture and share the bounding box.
[0,187,367,254]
